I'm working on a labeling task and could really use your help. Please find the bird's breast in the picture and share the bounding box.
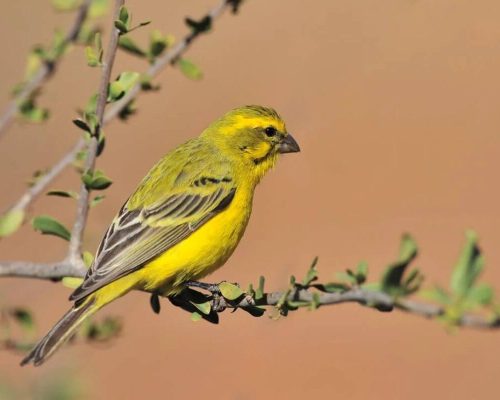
[139,184,254,293]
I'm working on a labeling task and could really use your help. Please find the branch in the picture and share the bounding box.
[0,258,497,330]
[0,260,82,280]
[0,0,92,139]
[2,0,234,221]
[67,0,124,263]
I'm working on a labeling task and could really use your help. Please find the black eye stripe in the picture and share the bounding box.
[264,126,277,137]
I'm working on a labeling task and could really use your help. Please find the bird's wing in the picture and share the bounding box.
[70,149,235,302]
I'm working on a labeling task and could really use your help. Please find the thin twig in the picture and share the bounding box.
[0,258,497,330]
[67,0,124,263]
[2,0,233,220]
[0,0,92,139]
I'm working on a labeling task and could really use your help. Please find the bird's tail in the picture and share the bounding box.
[21,298,97,367]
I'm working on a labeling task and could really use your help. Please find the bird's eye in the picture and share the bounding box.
[264,126,277,137]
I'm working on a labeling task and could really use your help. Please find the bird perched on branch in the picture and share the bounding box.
[22,105,300,366]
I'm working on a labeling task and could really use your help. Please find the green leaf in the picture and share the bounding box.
[10,308,34,333]
[90,194,106,207]
[82,169,113,190]
[185,15,212,34]
[114,20,128,34]
[73,118,91,132]
[309,292,321,310]
[24,51,43,80]
[118,6,130,25]
[85,46,100,67]
[118,36,146,57]
[255,276,265,300]
[114,5,130,33]
[314,282,349,293]
[380,234,418,295]
[419,286,451,305]
[467,284,494,306]
[108,71,140,102]
[85,316,121,341]
[191,311,203,322]
[148,30,171,60]
[83,251,94,268]
[51,0,81,12]
[62,277,84,289]
[178,58,203,80]
[0,210,25,238]
[302,256,318,286]
[46,189,78,199]
[450,231,483,297]
[18,98,49,122]
[190,300,211,315]
[356,261,368,284]
[219,282,243,300]
[32,215,71,241]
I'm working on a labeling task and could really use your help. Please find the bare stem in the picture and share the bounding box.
[0,0,92,139]
[67,0,124,263]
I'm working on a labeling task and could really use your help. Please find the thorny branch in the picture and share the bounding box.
[2,0,234,218]
[0,0,92,139]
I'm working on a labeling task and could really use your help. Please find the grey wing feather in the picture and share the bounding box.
[70,186,235,303]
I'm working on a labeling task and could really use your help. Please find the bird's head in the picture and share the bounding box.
[202,105,300,180]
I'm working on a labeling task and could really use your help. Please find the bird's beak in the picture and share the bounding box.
[279,133,300,154]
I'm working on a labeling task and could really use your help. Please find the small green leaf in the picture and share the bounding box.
[450,231,483,297]
[191,311,203,322]
[118,36,147,57]
[314,282,349,293]
[114,5,130,33]
[356,261,368,284]
[185,15,212,34]
[380,234,418,295]
[85,316,121,341]
[148,30,171,61]
[420,286,451,305]
[219,282,243,300]
[0,210,25,238]
[255,276,265,300]
[309,293,321,310]
[46,190,78,199]
[18,98,49,122]
[90,195,106,207]
[114,20,128,34]
[10,308,34,332]
[108,71,140,102]
[82,170,113,190]
[62,277,84,289]
[467,284,494,306]
[302,256,318,286]
[178,58,203,80]
[32,215,71,241]
[83,251,94,268]
[190,301,211,315]
[73,118,91,132]
[118,6,130,25]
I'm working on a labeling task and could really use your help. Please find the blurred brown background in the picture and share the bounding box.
[1,0,500,398]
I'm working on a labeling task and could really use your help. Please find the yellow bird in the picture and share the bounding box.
[22,105,300,366]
